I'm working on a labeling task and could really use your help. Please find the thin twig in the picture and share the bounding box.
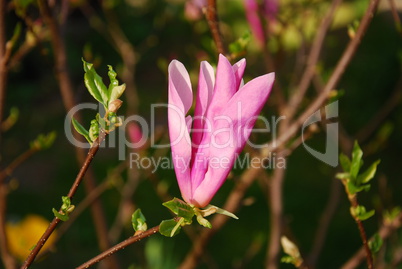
[20,130,107,269]
[37,1,119,267]
[287,0,343,120]
[267,0,381,154]
[266,165,286,269]
[387,0,401,33]
[204,0,226,55]
[0,0,17,267]
[75,225,160,269]
[341,212,402,269]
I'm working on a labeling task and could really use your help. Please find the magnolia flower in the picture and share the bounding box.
[244,0,278,47]
[168,54,274,208]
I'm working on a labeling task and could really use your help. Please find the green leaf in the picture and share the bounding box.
[132,209,147,232]
[159,219,181,237]
[228,31,251,54]
[368,233,383,253]
[82,59,108,107]
[30,132,57,150]
[351,205,375,221]
[350,141,363,180]
[384,207,401,222]
[52,208,69,221]
[72,117,91,143]
[196,214,212,228]
[356,160,380,184]
[107,65,126,105]
[203,205,239,220]
[162,198,195,221]
[347,180,370,195]
[339,152,351,172]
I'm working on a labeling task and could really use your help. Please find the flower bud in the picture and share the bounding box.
[108,99,123,113]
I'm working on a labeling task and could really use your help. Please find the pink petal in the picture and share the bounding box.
[192,61,215,153]
[232,58,246,91]
[192,72,275,207]
[206,54,237,118]
[168,60,194,203]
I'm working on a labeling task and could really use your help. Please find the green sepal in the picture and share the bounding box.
[30,131,57,151]
[202,205,239,219]
[107,65,126,107]
[350,205,375,221]
[52,208,69,221]
[356,160,380,185]
[159,219,181,237]
[196,214,212,228]
[72,117,91,143]
[350,141,363,180]
[82,59,108,107]
[162,198,195,221]
[132,209,147,232]
[368,233,383,253]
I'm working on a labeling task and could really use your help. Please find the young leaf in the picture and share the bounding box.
[107,65,126,106]
[368,233,383,253]
[71,117,91,143]
[196,214,212,228]
[339,152,351,172]
[132,209,147,232]
[356,160,380,184]
[82,59,108,107]
[159,219,181,237]
[162,198,194,221]
[203,205,239,220]
[52,208,69,222]
[351,205,375,221]
[350,141,363,180]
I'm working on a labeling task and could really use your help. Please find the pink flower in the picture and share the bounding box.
[244,0,278,46]
[168,54,275,208]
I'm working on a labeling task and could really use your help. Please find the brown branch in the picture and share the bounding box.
[0,0,17,267]
[348,195,373,269]
[266,165,286,269]
[286,0,343,120]
[388,0,401,33]
[341,212,402,269]
[36,1,119,267]
[20,130,107,269]
[204,0,226,55]
[268,0,381,154]
[75,225,160,269]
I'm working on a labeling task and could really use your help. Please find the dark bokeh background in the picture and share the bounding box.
[2,0,402,268]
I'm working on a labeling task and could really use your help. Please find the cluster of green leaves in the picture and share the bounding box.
[72,60,126,145]
[337,141,380,196]
[30,131,57,151]
[336,141,383,253]
[52,196,75,221]
[131,198,238,238]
